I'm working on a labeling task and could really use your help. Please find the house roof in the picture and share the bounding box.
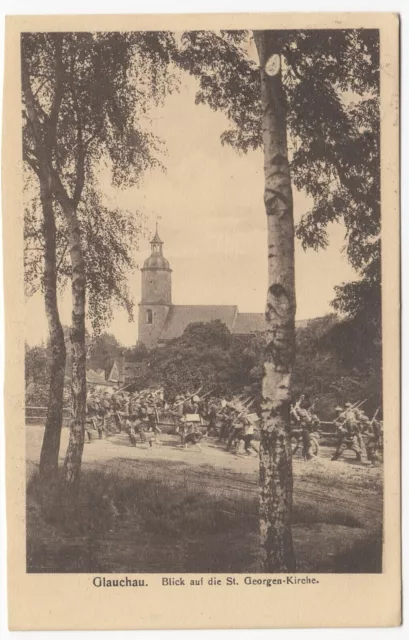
[108,358,123,382]
[160,305,238,341]
[87,369,112,386]
[232,312,268,334]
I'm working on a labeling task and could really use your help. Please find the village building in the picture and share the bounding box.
[138,227,268,349]
[106,356,146,386]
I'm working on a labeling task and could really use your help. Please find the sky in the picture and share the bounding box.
[25,72,356,347]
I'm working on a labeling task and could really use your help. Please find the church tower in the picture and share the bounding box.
[138,226,172,349]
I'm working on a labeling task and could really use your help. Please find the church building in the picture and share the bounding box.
[138,227,268,349]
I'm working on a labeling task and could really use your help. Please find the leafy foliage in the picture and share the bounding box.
[86,332,123,376]
[24,190,146,333]
[176,29,380,320]
[25,344,50,386]
[331,238,381,330]
[123,342,149,363]
[136,321,264,401]
[22,31,179,333]
[293,315,382,420]
[130,318,381,420]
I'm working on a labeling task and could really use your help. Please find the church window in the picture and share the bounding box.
[146,309,153,324]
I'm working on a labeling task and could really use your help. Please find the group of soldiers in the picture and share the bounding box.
[290,394,383,465]
[166,392,255,452]
[171,391,260,454]
[85,386,260,455]
[290,394,321,461]
[331,401,383,464]
[85,386,164,447]
[85,384,382,464]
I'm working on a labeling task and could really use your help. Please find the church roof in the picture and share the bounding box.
[232,312,268,334]
[142,254,171,270]
[142,225,170,270]
[160,305,238,341]
[152,229,163,243]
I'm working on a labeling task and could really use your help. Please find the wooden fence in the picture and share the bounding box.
[25,406,72,425]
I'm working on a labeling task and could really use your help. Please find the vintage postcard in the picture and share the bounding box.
[3,12,400,630]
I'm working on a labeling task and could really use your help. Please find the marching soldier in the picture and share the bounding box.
[111,392,126,432]
[226,408,246,452]
[242,417,258,455]
[352,406,370,453]
[145,396,162,447]
[217,404,233,442]
[300,413,320,461]
[205,402,218,437]
[86,391,98,440]
[126,394,138,446]
[183,396,195,415]
[291,395,320,459]
[87,390,105,439]
[308,411,321,458]
[85,391,97,442]
[364,409,382,465]
[183,421,203,450]
[331,405,362,462]
[101,391,113,436]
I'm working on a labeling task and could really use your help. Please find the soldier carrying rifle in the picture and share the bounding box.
[364,407,382,465]
[331,401,365,462]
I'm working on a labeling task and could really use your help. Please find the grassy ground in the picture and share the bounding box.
[26,428,383,574]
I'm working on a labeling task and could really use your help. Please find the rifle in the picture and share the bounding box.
[199,389,214,402]
[337,398,366,419]
[232,400,255,427]
[336,399,367,428]
[171,386,204,409]
[371,407,381,423]
[113,381,136,394]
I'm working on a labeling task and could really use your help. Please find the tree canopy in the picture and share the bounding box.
[136,321,263,401]
[24,29,380,336]
[176,29,380,321]
[22,31,179,333]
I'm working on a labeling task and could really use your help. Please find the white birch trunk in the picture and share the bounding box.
[254,30,296,572]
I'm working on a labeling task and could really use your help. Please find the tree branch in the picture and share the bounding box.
[33,77,50,99]
[56,240,70,274]
[45,34,65,151]
[83,124,104,148]
[21,58,45,150]
[22,147,40,176]
[69,52,86,209]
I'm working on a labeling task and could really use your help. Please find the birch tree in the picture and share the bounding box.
[22,31,177,493]
[177,27,379,571]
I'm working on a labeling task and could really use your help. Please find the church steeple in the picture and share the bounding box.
[150,223,164,255]
[138,226,172,348]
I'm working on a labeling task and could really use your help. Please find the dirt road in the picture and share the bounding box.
[26,424,383,573]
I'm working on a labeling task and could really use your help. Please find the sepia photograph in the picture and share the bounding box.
[1,5,402,629]
[20,25,387,577]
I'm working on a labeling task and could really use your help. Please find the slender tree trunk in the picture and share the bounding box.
[63,207,87,495]
[38,182,67,486]
[22,35,87,495]
[254,31,296,572]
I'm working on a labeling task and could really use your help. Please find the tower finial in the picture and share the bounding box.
[152,223,163,245]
